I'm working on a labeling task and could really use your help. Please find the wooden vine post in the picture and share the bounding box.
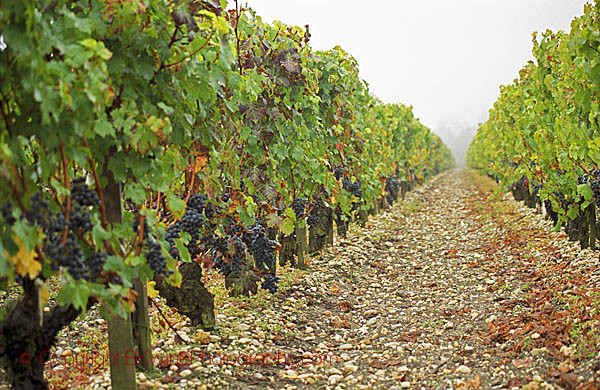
[104,169,137,390]
[132,278,153,371]
[295,221,307,269]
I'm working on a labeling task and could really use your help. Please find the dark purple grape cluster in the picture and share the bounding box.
[385,175,400,205]
[70,178,100,207]
[213,236,246,277]
[292,198,306,219]
[333,165,344,180]
[132,216,150,240]
[261,274,280,293]
[15,178,104,280]
[187,193,207,214]
[111,275,123,286]
[532,181,543,205]
[307,198,325,227]
[343,179,363,200]
[1,201,16,225]
[46,235,87,280]
[243,223,276,271]
[68,208,93,233]
[85,251,107,280]
[144,239,167,275]
[588,168,600,206]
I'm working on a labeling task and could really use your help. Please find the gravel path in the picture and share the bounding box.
[2,169,600,390]
[216,169,599,390]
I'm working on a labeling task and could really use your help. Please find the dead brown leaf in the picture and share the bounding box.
[558,373,580,389]
[331,316,350,329]
[512,359,533,368]
[558,361,571,374]
[338,300,353,312]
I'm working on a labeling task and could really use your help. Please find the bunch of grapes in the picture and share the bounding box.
[385,175,400,205]
[144,239,168,275]
[261,274,280,293]
[187,193,207,214]
[242,223,277,271]
[85,251,108,280]
[343,179,362,199]
[71,177,100,207]
[292,198,307,219]
[532,181,543,205]
[307,198,325,227]
[1,201,16,226]
[333,165,344,180]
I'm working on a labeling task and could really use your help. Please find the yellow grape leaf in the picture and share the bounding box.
[194,156,207,172]
[125,289,138,311]
[40,285,50,305]
[195,330,211,344]
[147,280,159,298]
[5,236,41,279]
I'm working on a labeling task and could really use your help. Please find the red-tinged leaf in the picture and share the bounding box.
[369,359,385,369]
[398,331,422,342]
[505,377,532,387]
[331,316,350,328]
[558,373,579,389]
[512,359,533,368]
[338,301,353,312]
[336,141,344,152]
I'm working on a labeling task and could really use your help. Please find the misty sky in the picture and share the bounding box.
[242,0,589,137]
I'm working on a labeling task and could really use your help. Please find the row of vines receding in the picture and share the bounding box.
[0,1,455,389]
[467,1,600,251]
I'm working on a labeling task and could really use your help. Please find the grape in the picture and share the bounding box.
[243,223,276,271]
[46,235,86,280]
[343,179,362,199]
[68,205,93,233]
[132,215,149,240]
[187,193,207,214]
[385,175,400,204]
[111,275,123,286]
[70,177,100,207]
[292,198,306,219]
[333,165,344,180]
[85,251,107,280]
[261,274,279,293]
[1,202,16,226]
[307,198,325,227]
[144,239,167,275]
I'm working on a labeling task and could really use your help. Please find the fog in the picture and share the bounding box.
[243,0,589,165]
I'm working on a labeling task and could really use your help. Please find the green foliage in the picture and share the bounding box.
[0,0,454,316]
[467,1,600,222]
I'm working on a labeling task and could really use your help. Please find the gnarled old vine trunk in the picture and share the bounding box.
[155,262,215,330]
[0,278,88,390]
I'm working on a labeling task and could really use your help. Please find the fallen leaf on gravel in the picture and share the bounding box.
[558,361,571,374]
[398,331,422,342]
[330,286,341,295]
[422,281,438,288]
[195,330,211,344]
[506,377,532,387]
[457,375,482,389]
[331,316,350,328]
[338,301,353,312]
[369,359,403,368]
[546,367,562,377]
[512,359,533,368]
[558,373,579,389]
